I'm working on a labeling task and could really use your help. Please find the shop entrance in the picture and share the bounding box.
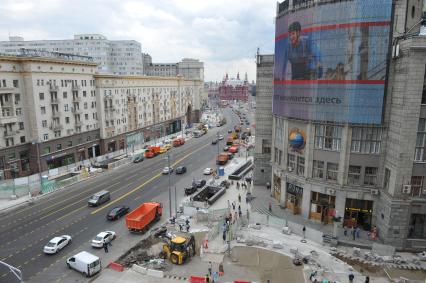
[285,182,303,215]
[273,174,281,202]
[344,198,373,230]
[309,192,336,225]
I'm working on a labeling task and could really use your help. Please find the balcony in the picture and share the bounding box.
[0,87,17,94]
[50,98,59,104]
[49,84,59,92]
[52,111,61,118]
[72,85,80,91]
[3,130,17,137]
[49,124,63,131]
[72,108,82,114]
[72,96,81,102]
[0,115,18,125]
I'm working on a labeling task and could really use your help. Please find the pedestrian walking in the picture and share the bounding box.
[302,226,306,239]
[179,224,183,231]
[213,271,219,283]
[103,241,109,253]
[208,261,213,276]
[246,209,250,221]
[186,224,190,232]
[238,194,241,202]
[222,231,226,243]
[205,274,211,283]
[344,226,348,237]
[232,202,235,210]
[219,262,224,276]
[365,276,370,283]
[269,202,272,212]
[234,211,238,222]
[238,208,242,218]
[348,273,354,283]
[351,226,355,240]
[355,226,361,238]
[227,199,230,209]
[237,182,240,190]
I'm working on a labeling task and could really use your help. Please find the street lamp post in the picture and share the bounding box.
[167,153,172,218]
[0,261,23,283]
[216,132,220,178]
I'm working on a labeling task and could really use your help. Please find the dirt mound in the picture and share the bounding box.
[116,236,163,267]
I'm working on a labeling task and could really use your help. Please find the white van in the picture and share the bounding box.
[66,251,101,277]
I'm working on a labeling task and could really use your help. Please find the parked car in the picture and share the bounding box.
[132,153,144,163]
[66,251,101,277]
[227,129,233,133]
[220,180,231,189]
[211,139,218,145]
[91,231,116,248]
[162,167,173,175]
[106,205,130,220]
[203,168,213,175]
[175,166,187,174]
[218,135,224,140]
[184,186,198,195]
[223,146,229,151]
[43,235,72,254]
[194,179,207,188]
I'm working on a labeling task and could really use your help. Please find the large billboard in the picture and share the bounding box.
[273,0,392,124]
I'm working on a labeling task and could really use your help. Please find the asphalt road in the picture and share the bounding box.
[0,108,241,283]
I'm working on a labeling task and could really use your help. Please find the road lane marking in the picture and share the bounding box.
[91,142,211,215]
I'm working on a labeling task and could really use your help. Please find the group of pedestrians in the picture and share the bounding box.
[235,180,250,191]
[205,261,224,283]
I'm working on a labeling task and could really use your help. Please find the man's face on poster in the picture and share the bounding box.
[289,30,300,46]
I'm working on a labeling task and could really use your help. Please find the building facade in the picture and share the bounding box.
[144,58,204,80]
[218,73,249,102]
[0,34,143,75]
[254,54,274,185]
[0,51,202,179]
[264,0,426,249]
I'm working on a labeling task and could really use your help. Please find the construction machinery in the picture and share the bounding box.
[161,234,196,265]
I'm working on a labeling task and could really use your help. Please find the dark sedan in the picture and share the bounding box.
[212,139,218,145]
[176,166,187,174]
[193,179,206,188]
[106,205,130,220]
[184,186,198,195]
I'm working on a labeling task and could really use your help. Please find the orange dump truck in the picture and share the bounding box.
[216,153,229,165]
[229,145,239,153]
[144,146,161,158]
[172,138,185,147]
[125,202,162,232]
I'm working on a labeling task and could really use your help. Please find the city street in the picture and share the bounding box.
[0,108,240,283]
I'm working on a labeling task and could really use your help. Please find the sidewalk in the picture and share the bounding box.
[250,185,378,249]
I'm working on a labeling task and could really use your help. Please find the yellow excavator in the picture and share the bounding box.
[161,234,196,265]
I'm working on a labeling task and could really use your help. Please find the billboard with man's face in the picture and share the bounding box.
[273,0,392,124]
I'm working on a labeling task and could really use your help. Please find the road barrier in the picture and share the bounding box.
[189,275,206,283]
[108,262,124,272]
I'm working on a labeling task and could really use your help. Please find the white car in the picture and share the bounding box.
[91,231,116,248]
[203,168,213,175]
[43,235,72,254]
[218,135,224,140]
[162,167,173,175]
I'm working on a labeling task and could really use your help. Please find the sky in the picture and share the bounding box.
[0,0,277,82]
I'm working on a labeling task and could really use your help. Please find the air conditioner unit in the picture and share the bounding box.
[422,189,426,195]
[402,185,411,194]
[371,189,379,195]
[327,189,336,195]
[288,166,293,172]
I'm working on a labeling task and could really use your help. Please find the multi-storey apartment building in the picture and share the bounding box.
[0,50,202,179]
[0,34,143,75]
[259,0,426,249]
[144,58,204,80]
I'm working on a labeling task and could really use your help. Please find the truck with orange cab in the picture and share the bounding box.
[226,136,234,146]
[216,153,229,165]
[125,202,162,233]
[229,145,239,153]
[144,146,161,158]
[172,138,185,147]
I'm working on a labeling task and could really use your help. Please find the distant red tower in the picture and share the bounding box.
[218,72,249,102]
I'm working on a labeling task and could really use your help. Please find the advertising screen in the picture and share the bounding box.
[273,0,392,124]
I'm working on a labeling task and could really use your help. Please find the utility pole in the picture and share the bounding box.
[0,261,23,283]
[167,153,172,218]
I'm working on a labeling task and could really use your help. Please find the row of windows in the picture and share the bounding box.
[415,118,426,162]
[42,134,100,154]
[0,79,19,88]
[287,153,379,186]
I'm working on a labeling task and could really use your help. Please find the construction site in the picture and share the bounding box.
[94,154,426,283]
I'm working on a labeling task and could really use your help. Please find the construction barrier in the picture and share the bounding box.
[108,262,124,272]
[189,275,206,283]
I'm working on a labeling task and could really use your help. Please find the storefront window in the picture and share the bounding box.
[20,151,30,172]
[364,167,378,186]
[313,160,324,179]
[310,191,335,224]
[408,214,426,239]
[326,163,338,182]
[344,198,373,230]
[348,166,361,185]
